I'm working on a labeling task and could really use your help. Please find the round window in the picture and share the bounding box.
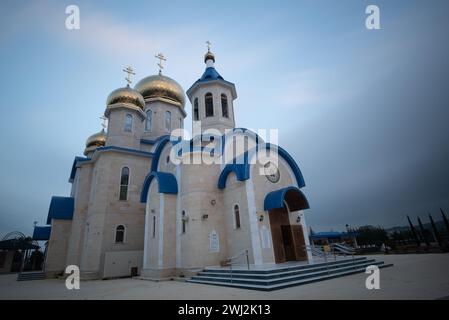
[264,162,280,183]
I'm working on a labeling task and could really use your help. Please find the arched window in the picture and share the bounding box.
[119,167,129,201]
[193,98,199,121]
[115,225,125,243]
[124,114,133,132]
[221,94,229,118]
[145,110,152,131]
[234,204,241,229]
[165,111,171,132]
[205,93,214,117]
[152,216,156,238]
[182,210,186,234]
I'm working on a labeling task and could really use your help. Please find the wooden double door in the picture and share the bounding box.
[268,208,307,263]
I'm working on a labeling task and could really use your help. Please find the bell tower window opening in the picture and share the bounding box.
[221,94,229,118]
[194,98,199,121]
[205,93,214,117]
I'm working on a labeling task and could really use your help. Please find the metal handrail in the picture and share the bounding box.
[304,245,330,274]
[331,243,356,265]
[225,249,250,283]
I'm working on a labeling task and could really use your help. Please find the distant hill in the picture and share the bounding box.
[386,220,447,235]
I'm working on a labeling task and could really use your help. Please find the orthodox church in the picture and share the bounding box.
[32,47,312,279]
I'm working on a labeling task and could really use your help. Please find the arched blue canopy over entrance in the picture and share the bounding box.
[264,186,309,211]
[140,171,178,203]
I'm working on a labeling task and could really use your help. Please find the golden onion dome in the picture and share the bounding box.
[106,85,145,109]
[84,129,106,155]
[134,74,185,108]
[204,50,215,63]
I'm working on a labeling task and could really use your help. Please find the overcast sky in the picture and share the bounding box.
[0,0,448,237]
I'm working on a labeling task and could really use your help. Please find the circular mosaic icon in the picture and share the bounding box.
[264,162,280,183]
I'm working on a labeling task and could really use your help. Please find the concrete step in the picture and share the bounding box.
[17,272,46,281]
[203,256,368,275]
[198,258,377,280]
[188,262,393,291]
[191,261,385,286]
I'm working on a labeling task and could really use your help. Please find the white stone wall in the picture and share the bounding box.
[65,162,93,267]
[178,155,227,269]
[141,100,185,141]
[46,219,72,275]
[222,172,254,263]
[103,250,143,279]
[76,151,148,278]
[106,107,144,149]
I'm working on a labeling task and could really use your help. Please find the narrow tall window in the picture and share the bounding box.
[165,111,171,132]
[182,210,186,234]
[193,98,199,120]
[152,216,156,238]
[145,110,152,131]
[119,167,129,201]
[221,94,229,118]
[234,205,241,229]
[115,225,125,243]
[124,114,133,132]
[205,93,214,117]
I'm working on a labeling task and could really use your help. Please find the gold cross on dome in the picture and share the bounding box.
[122,66,135,86]
[100,116,108,130]
[206,40,212,52]
[155,53,166,75]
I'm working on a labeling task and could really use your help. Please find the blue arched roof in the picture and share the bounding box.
[217,142,305,189]
[217,164,250,189]
[264,186,310,211]
[150,135,172,172]
[140,171,178,203]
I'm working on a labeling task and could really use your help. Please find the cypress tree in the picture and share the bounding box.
[417,217,429,246]
[429,214,442,247]
[407,215,420,247]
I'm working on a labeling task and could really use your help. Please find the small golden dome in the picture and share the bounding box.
[84,129,106,155]
[134,74,185,108]
[204,50,215,63]
[106,85,145,109]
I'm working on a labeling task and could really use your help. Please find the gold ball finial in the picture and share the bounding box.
[204,41,215,63]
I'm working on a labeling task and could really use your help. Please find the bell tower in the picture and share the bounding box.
[186,42,237,135]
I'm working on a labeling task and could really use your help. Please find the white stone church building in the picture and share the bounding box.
[32,48,312,280]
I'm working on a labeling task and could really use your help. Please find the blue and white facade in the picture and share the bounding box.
[33,49,311,279]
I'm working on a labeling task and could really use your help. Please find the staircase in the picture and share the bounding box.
[17,271,46,281]
[187,257,393,291]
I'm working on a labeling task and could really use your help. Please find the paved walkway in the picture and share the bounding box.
[0,254,448,300]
